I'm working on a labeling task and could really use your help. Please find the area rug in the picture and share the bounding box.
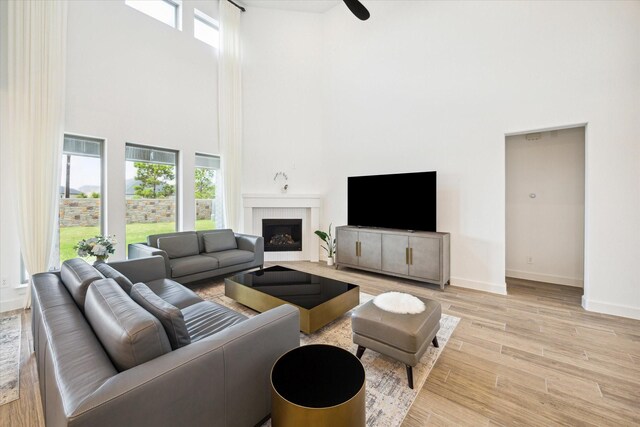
[196,284,460,427]
[0,314,21,405]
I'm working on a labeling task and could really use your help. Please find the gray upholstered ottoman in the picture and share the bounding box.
[351,296,441,389]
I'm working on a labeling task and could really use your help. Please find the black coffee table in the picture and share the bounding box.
[224,266,359,333]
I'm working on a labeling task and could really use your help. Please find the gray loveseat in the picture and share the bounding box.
[128,229,263,284]
[31,256,299,427]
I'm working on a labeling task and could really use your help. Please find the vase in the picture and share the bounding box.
[327,256,334,267]
[93,256,108,265]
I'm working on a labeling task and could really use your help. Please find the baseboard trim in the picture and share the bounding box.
[450,277,507,295]
[582,297,640,320]
[0,297,24,314]
[506,269,583,287]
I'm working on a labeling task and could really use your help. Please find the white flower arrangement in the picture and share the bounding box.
[74,235,117,260]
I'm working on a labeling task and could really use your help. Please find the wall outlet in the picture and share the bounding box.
[526,256,533,264]
[1,279,7,288]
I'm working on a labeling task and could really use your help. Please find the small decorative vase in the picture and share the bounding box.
[93,256,108,265]
[327,256,334,267]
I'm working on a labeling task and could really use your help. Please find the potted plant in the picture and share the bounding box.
[74,235,117,264]
[315,224,336,266]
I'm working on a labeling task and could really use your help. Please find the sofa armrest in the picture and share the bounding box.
[234,233,262,253]
[235,233,264,266]
[106,256,168,284]
[69,304,299,427]
[127,243,171,278]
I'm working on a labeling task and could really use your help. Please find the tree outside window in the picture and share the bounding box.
[133,162,175,199]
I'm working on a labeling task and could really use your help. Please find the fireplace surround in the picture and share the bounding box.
[242,194,321,262]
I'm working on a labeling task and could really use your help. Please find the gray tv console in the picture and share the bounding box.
[335,226,450,290]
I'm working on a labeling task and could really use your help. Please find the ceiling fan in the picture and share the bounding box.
[343,0,370,20]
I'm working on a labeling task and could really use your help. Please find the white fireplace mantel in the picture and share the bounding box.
[242,194,321,262]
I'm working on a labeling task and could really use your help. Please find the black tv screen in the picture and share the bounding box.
[348,171,436,232]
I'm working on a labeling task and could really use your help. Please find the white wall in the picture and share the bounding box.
[506,128,585,287]
[319,1,640,317]
[66,0,220,256]
[242,7,324,197]
[0,0,220,311]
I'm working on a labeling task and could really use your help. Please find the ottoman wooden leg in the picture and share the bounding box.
[406,365,414,389]
[356,345,366,359]
[432,337,439,348]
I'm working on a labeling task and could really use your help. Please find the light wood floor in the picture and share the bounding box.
[2,262,639,426]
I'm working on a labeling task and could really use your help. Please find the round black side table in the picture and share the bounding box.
[270,344,366,426]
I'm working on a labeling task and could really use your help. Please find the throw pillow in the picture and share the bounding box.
[85,279,171,371]
[60,258,105,311]
[203,229,237,253]
[94,262,135,294]
[130,282,191,350]
[157,233,199,259]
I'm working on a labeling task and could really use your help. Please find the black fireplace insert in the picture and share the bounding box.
[262,219,302,252]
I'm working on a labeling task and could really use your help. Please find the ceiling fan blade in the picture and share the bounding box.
[343,0,370,21]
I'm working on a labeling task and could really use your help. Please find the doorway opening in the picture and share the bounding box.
[505,125,586,302]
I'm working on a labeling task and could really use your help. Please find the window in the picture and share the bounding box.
[58,135,104,264]
[194,9,219,48]
[195,154,221,231]
[20,255,29,284]
[125,0,181,29]
[125,144,178,251]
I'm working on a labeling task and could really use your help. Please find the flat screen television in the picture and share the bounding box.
[348,171,436,232]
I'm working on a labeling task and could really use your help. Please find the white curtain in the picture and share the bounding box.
[7,1,67,308]
[218,0,243,231]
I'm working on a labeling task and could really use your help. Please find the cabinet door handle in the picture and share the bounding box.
[356,241,359,257]
[358,241,362,257]
[406,247,409,265]
[409,247,413,265]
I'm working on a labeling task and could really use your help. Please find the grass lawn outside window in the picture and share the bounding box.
[59,220,216,262]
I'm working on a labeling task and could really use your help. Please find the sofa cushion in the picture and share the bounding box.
[131,283,191,350]
[60,258,104,311]
[85,279,171,372]
[157,234,200,259]
[37,303,118,410]
[104,255,167,284]
[169,255,219,278]
[31,272,77,311]
[181,301,247,342]
[203,230,237,253]
[146,278,202,309]
[147,231,196,248]
[204,249,255,268]
[94,263,135,294]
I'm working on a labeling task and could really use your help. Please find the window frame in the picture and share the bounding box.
[194,153,221,231]
[58,134,106,266]
[125,143,180,243]
[125,0,183,30]
[193,8,219,48]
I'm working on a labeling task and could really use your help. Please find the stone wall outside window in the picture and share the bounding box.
[59,199,213,227]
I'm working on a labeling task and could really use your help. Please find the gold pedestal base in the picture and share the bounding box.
[271,380,365,427]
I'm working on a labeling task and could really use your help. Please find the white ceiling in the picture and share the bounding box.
[240,0,340,14]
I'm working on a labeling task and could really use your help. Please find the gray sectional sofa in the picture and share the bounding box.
[128,229,264,283]
[31,256,299,427]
